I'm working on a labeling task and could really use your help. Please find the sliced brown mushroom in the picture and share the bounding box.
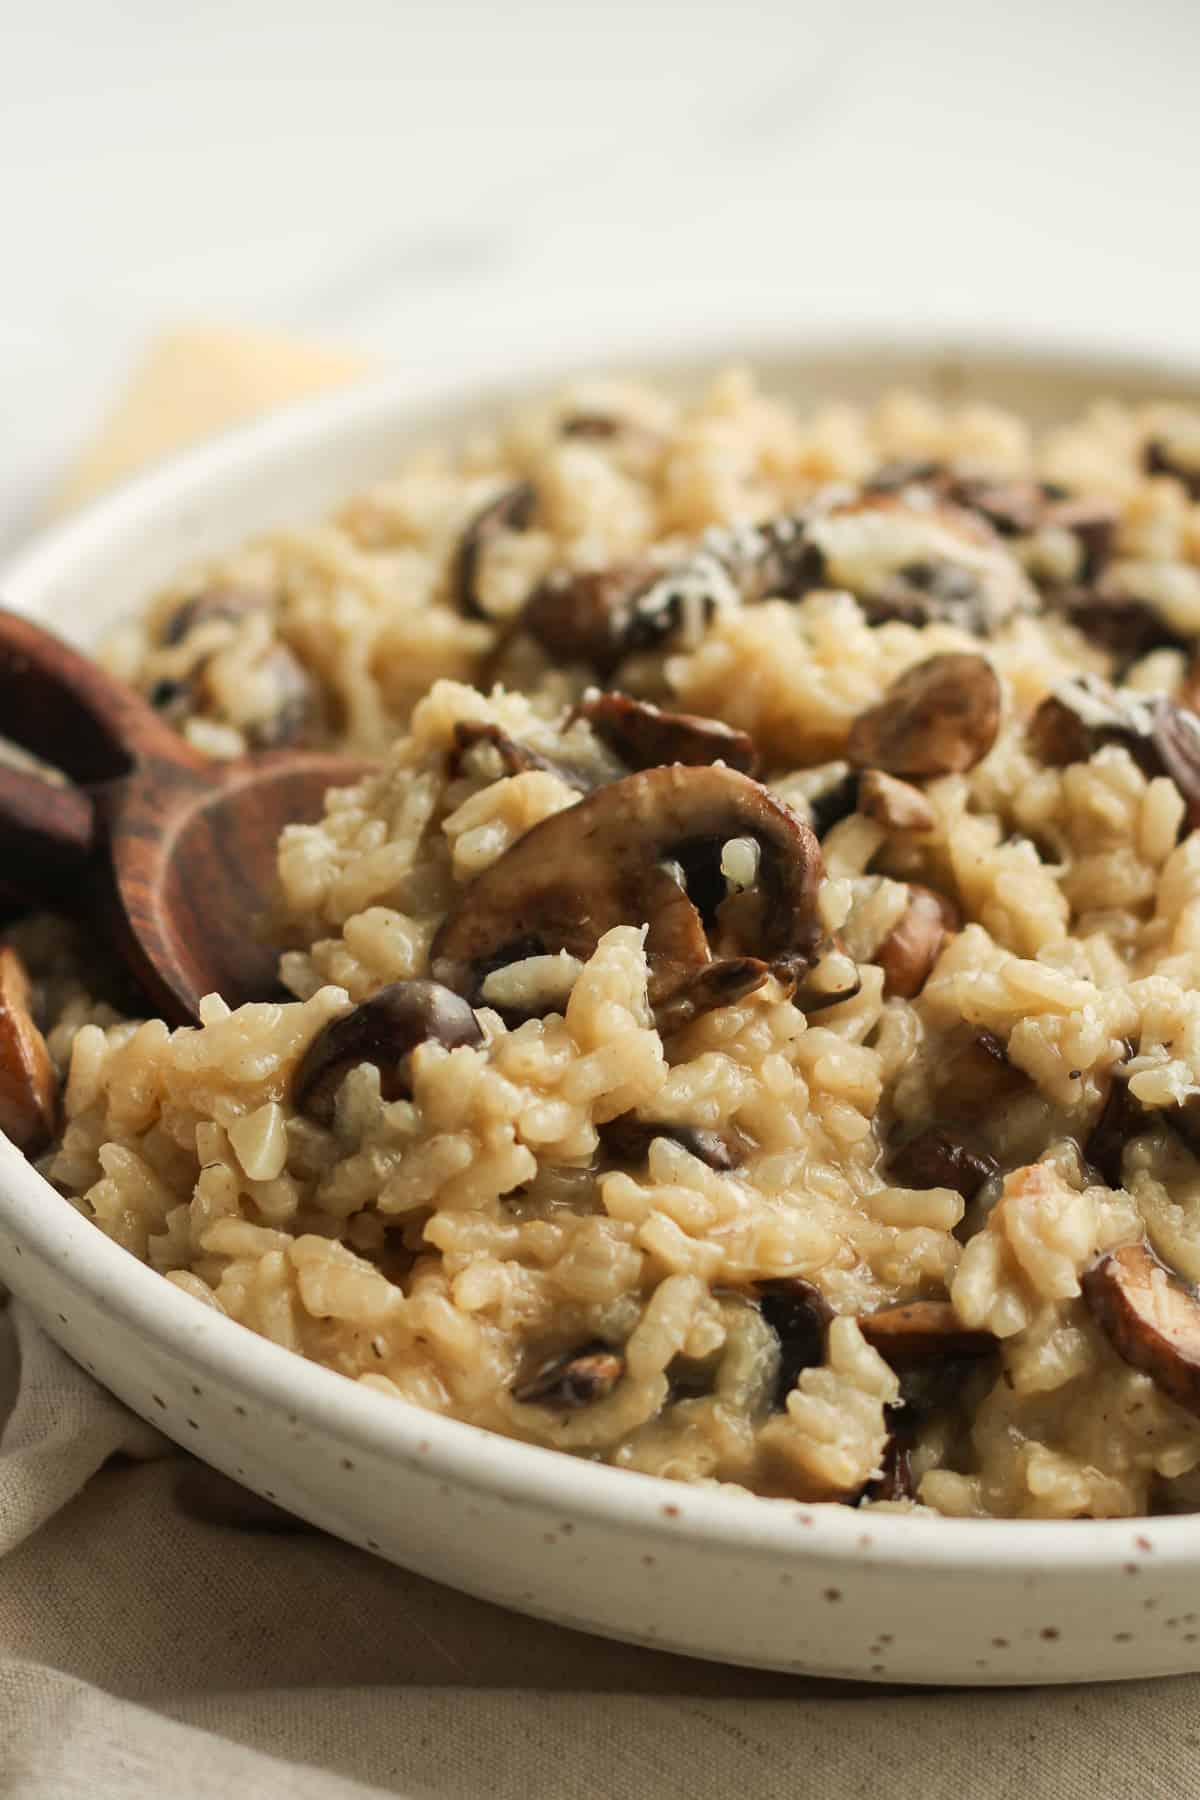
[512,1341,625,1408]
[847,654,1002,778]
[1028,678,1200,827]
[856,769,936,833]
[862,1408,917,1503]
[0,945,57,1154]
[951,477,1048,538]
[150,635,322,748]
[887,1127,998,1201]
[875,884,960,999]
[1039,496,1120,580]
[790,946,862,1014]
[1085,1073,1149,1188]
[1083,1240,1200,1415]
[754,1278,835,1408]
[158,584,269,647]
[430,764,826,1012]
[559,412,622,440]
[518,561,660,674]
[1145,432,1200,500]
[452,481,538,620]
[1051,589,1184,663]
[450,720,590,788]
[857,1300,995,1364]
[293,980,484,1126]
[649,956,771,1034]
[576,691,758,775]
[599,1114,750,1172]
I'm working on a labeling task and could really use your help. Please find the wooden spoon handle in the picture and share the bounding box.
[0,762,96,895]
[0,606,207,783]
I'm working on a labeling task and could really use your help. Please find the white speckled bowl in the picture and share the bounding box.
[5,329,1200,1686]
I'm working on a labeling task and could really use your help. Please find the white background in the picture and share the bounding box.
[2,0,1198,549]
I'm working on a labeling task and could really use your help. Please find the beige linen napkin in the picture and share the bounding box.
[5,333,1200,1798]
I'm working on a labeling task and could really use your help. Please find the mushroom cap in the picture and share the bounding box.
[430,763,826,997]
[1083,1240,1200,1416]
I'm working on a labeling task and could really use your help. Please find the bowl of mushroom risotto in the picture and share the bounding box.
[6,331,1200,1683]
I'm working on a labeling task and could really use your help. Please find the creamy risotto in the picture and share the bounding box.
[10,368,1200,1519]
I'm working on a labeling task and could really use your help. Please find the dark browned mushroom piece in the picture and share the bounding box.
[875,884,960,999]
[576,691,758,775]
[1145,434,1200,500]
[856,769,936,833]
[450,720,590,788]
[649,956,773,1034]
[1028,678,1200,828]
[847,654,1002,779]
[158,585,270,646]
[888,1127,998,1201]
[518,562,660,675]
[293,980,484,1126]
[559,413,622,439]
[599,1114,750,1172]
[149,635,323,750]
[0,945,57,1154]
[755,1278,835,1408]
[512,1341,625,1408]
[452,482,538,620]
[1051,589,1184,663]
[863,1407,918,1503]
[1083,1241,1200,1416]
[430,764,826,1021]
[857,1300,995,1363]
[1040,496,1120,580]
[1085,1073,1149,1189]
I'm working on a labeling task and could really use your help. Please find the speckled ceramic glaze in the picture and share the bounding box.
[5,330,1200,1685]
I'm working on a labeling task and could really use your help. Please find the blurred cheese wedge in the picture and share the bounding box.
[52,326,368,513]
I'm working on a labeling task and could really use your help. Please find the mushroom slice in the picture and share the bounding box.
[1052,589,1184,663]
[857,1301,995,1364]
[450,720,591,789]
[1039,496,1119,579]
[293,980,483,1126]
[1083,1241,1200,1416]
[847,653,1002,778]
[1028,678,1200,826]
[1145,426,1200,499]
[648,956,771,1035]
[452,481,538,619]
[755,1278,835,1408]
[1085,1073,1149,1189]
[599,1114,750,1172]
[887,1127,998,1201]
[430,764,826,999]
[512,1341,625,1409]
[856,769,936,833]
[158,584,269,646]
[576,691,758,775]
[519,561,659,674]
[863,1408,918,1503]
[0,945,57,1154]
[875,884,960,999]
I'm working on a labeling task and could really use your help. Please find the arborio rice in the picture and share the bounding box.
[14,367,1200,1519]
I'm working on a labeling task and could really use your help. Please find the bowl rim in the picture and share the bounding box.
[5,319,1200,1574]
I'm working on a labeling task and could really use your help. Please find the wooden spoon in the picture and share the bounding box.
[0,607,374,1023]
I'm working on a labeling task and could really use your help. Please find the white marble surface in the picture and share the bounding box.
[3,0,1198,551]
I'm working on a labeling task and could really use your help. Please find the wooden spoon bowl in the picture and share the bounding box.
[0,607,373,1022]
